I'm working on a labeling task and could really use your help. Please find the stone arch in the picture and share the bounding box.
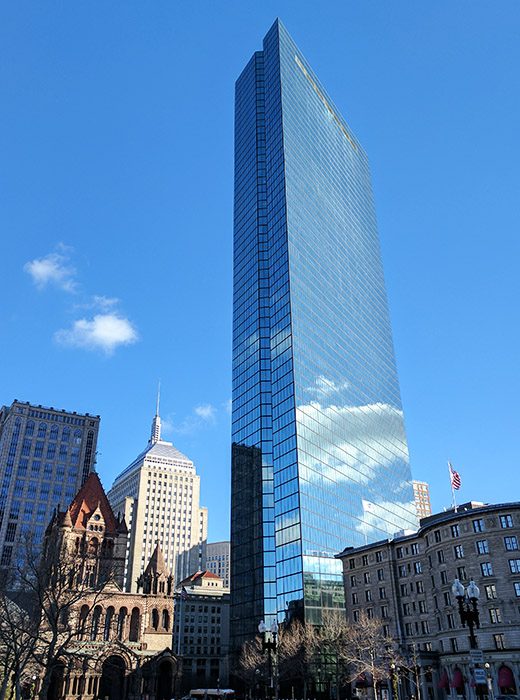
[91,605,102,640]
[117,607,128,641]
[104,606,115,641]
[129,606,141,642]
[98,655,126,700]
[78,604,89,639]
[161,608,170,630]
[151,608,159,630]
[156,658,176,700]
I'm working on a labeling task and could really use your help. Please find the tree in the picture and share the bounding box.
[322,611,402,700]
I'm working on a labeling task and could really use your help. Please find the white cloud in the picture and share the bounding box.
[55,313,138,355]
[357,493,417,539]
[24,251,77,292]
[194,404,216,422]
[223,398,232,415]
[75,295,120,311]
[309,375,351,397]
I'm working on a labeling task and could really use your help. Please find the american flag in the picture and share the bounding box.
[449,462,461,490]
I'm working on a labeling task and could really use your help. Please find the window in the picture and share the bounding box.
[416,580,424,593]
[489,608,502,624]
[434,530,441,543]
[451,524,460,538]
[376,551,383,563]
[367,608,373,619]
[411,543,420,555]
[352,592,358,604]
[476,540,489,555]
[505,536,519,551]
[485,584,497,600]
[364,572,371,584]
[414,562,423,574]
[400,584,407,596]
[419,600,427,613]
[450,638,458,652]
[457,566,467,580]
[444,592,451,606]
[379,587,386,599]
[481,562,494,577]
[437,550,445,564]
[403,602,411,615]
[500,514,513,529]
[421,620,430,634]
[399,565,407,577]
[381,605,388,618]
[473,518,485,533]
[362,555,369,566]
[441,571,448,585]
[405,622,413,635]
[365,590,372,602]
[493,634,505,650]
[353,610,360,622]
[396,547,404,559]
[514,583,520,597]
[377,568,385,581]
[509,559,520,574]
[349,558,355,570]
[454,545,464,559]
[447,613,455,629]
[350,575,357,587]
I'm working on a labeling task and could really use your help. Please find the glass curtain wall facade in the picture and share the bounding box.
[231,20,417,645]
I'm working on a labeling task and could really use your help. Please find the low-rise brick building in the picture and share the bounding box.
[337,501,520,700]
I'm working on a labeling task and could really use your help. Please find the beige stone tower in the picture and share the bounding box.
[108,396,207,591]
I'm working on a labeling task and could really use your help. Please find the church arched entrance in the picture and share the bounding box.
[156,660,174,700]
[99,655,126,700]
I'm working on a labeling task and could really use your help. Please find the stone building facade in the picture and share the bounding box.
[40,472,178,700]
[337,501,520,700]
[174,570,230,691]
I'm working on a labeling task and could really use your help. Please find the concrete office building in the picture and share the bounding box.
[413,480,432,519]
[337,501,520,700]
[0,399,99,567]
[108,404,207,591]
[207,541,230,588]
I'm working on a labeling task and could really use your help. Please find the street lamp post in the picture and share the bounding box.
[451,579,481,649]
[258,620,279,700]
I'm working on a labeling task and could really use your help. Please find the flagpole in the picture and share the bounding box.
[448,461,458,513]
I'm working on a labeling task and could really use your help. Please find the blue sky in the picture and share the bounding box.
[1,2,519,542]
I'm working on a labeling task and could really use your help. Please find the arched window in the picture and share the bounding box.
[37,422,47,438]
[161,609,170,631]
[78,605,89,640]
[88,537,99,556]
[62,427,70,443]
[91,606,102,640]
[151,608,159,631]
[25,421,35,437]
[104,606,115,641]
[50,425,58,441]
[117,607,127,641]
[129,607,140,642]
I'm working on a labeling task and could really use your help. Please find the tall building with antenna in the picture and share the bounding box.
[108,393,207,591]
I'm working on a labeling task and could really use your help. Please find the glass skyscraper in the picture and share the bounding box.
[231,20,417,644]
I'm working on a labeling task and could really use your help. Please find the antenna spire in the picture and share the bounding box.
[150,381,162,444]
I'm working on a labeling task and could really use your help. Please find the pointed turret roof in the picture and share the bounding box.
[66,472,119,535]
[143,542,170,578]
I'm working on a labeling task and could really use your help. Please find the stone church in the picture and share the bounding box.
[41,472,178,700]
